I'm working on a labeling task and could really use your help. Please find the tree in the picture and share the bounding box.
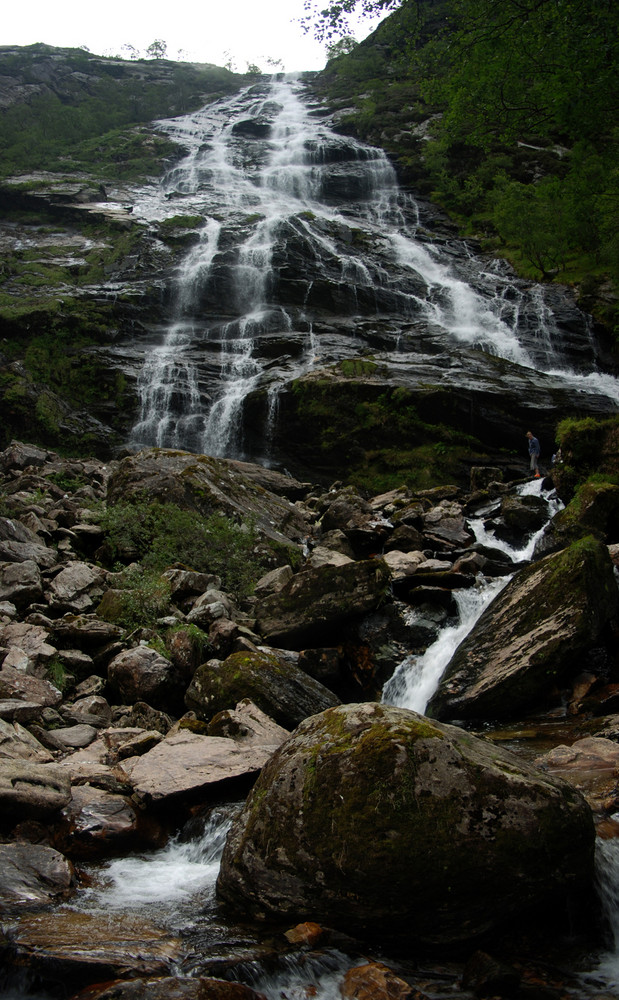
[146,39,167,60]
[301,0,401,41]
[326,36,359,60]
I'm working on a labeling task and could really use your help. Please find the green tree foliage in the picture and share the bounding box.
[146,39,168,60]
[302,0,401,41]
[326,36,360,60]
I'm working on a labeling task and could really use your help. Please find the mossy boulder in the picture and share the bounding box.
[427,535,619,722]
[184,650,340,730]
[106,448,309,549]
[536,480,619,555]
[216,703,594,947]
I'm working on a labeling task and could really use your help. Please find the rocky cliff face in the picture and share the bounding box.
[1,49,617,485]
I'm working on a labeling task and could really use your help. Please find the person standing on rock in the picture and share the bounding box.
[526,431,541,478]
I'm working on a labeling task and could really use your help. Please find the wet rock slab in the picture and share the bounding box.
[0,760,72,819]
[120,730,279,804]
[75,975,269,999]
[0,842,74,909]
[8,910,183,984]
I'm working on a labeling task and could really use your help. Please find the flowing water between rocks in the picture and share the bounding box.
[382,479,562,715]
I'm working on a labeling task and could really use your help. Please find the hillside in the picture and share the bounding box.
[310,0,618,334]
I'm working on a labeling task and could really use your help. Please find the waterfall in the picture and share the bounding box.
[382,577,509,714]
[128,76,619,461]
[382,480,560,714]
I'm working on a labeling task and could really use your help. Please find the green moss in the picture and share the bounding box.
[158,214,204,231]
[46,656,68,693]
[289,376,485,489]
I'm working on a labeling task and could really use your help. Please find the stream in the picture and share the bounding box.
[5,75,619,1000]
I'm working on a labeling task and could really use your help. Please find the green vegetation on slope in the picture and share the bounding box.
[0,43,244,180]
[311,0,618,333]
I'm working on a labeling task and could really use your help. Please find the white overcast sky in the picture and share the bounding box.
[2,0,388,73]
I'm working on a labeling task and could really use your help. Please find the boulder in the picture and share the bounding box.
[185,650,340,729]
[206,699,290,745]
[1,625,57,676]
[0,842,74,908]
[164,627,209,680]
[0,699,45,724]
[497,493,548,538]
[7,911,183,985]
[0,760,72,820]
[50,614,124,650]
[217,703,594,948]
[56,648,96,679]
[0,440,51,471]
[62,694,112,728]
[106,449,309,548]
[307,546,353,568]
[120,729,277,805]
[107,645,184,711]
[45,561,107,613]
[341,962,418,1000]
[54,784,144,858]
[49,724,98,749]
[162,567,222,599]
[422,501,473,549]
[0,559,43,607]
[0,717,54,762]
[253,565,294,598]
[382,550,426,581]
[534,737,619,812]
[0,664,62,707]
[427,536,619,721]
[0,517,57,568]
[254,558,390,648]
[536,481,619,555]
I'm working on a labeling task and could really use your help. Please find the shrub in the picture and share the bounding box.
[100,501,262,599]
[102,566,172,630]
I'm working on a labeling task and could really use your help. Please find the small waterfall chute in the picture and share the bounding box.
[383,480,561,715]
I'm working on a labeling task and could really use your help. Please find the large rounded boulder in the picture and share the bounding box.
[217,703,594,948]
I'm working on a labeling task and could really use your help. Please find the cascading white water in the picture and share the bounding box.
[77,804,236,917]
[130,217,222,452]
[382,576,509,714]
[382,480,559,715]
[66,802,362,1000]
[128,76,619,461]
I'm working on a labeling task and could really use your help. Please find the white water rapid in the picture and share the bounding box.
[78,805,234,916]
[382,576,509,715]
[54,804,361,1000]
[128,75,619,459]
